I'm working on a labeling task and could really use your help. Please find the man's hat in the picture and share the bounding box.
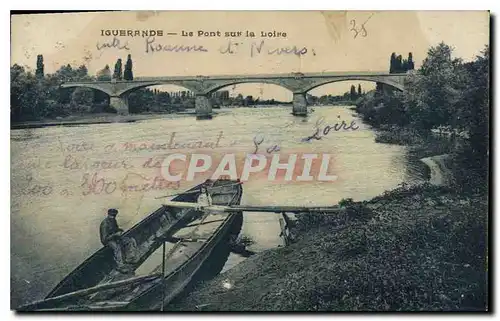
[108,208,118,216]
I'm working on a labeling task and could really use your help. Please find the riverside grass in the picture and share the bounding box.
[168,183,487,311]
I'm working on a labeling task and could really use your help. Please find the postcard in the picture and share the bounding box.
[11,10,489,312]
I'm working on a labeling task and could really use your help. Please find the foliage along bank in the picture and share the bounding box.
[10,55,195,123]
[355,43,489,194]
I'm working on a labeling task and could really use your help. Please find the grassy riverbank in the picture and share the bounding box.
[167,184,487,311]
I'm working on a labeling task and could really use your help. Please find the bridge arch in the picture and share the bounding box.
[205,80,295,95]
[60,83,114,97]
[303,76,405,93]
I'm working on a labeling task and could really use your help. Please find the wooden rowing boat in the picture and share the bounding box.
[17,178,243,311]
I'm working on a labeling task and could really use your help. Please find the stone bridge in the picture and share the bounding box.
[60,71,408,118]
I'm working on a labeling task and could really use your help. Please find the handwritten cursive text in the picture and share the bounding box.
[302,116,359,142]
[96,37,130,51]
[145,37,208,54]
[250,40,308,57]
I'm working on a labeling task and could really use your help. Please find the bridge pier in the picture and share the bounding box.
[109,96,129,115]
[292,92,308,116]
[195,94,213,119]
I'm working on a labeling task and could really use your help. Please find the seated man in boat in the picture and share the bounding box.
[100,209,139,273]
[195,185,212,211]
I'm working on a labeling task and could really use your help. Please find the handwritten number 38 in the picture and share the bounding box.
[350,19,368,39]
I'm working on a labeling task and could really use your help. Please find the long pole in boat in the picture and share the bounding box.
[162,201,342,214]
[161,241,166,312]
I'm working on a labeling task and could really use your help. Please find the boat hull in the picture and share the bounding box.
[17,179,243,311]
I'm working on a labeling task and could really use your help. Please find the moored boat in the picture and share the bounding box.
[17,178,243,311]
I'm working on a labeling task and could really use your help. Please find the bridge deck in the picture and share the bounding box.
[61,71,407,85]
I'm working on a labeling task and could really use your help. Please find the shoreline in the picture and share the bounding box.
[10,104,354,130]
[10,112,200,130]
[167,183,487,311]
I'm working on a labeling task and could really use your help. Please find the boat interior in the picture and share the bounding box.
[26,179,242,311]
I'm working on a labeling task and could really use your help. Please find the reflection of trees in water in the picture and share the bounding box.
[236,235,255,248]
[11,129,40,141]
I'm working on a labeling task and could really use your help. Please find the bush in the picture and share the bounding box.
[374,126,425,145]
[295,199,373,233]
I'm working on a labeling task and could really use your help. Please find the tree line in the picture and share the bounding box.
[307,84,365,105]
[12,56,98,122]
[389,52,415,73]
[10,53,188,122]
[357,43,489,192]
[11,54,139,122]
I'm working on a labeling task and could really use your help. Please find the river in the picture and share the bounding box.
[10,105,428,308]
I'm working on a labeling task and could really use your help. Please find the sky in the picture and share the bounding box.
[11,11,489,100]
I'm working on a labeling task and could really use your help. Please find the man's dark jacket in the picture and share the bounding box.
[100,216,121,245]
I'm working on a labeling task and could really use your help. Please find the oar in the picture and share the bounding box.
[18,273,162,311]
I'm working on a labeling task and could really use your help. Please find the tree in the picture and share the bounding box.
[408,52,415,70]
[11,64,27,120]
[402,59,409,72]
[11,64,48,121]
[389,53,397,73]
[403,42,463,131]
[71,87,94,110]
[395,55,403,73]
[76,65,89,80]
[157,92,171,105]
[390,52,414,73]
[97,64,112,81]
[35,55,44,79]
[350,85,357,100]
[457,47,489,149]
[55,64,76,82]
[235,93,244,106]
[244,95,254,106]
[113,58,122,80]
[358,84,362,96]
[124,54,133,80]
[11,58,111,122]
[128,88,156,113]
[454,45,489,191]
